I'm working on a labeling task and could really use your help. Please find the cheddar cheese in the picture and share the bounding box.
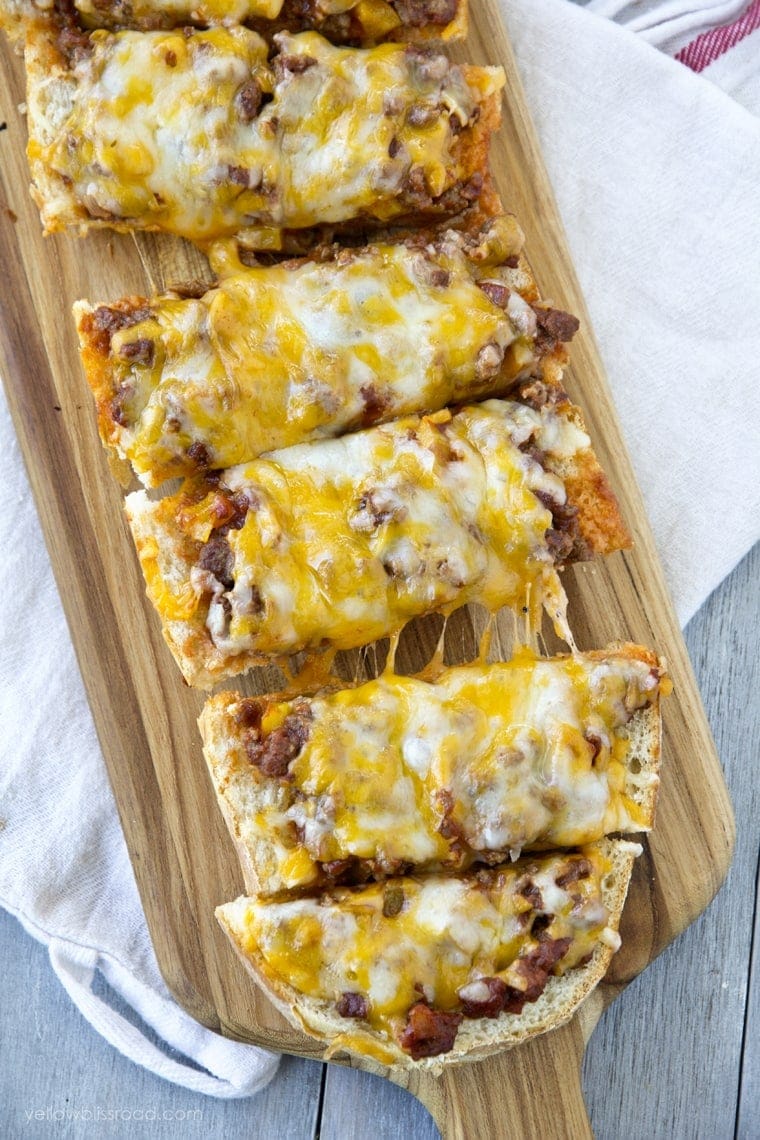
[25,21,503,247]
[217,839,639,1067]
[125,392,631,688]
[75,217,580,487]
[1,0,466,45]
[74,0,468,43]
[201,645,664,896]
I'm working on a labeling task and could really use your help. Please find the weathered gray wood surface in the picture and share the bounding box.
[1,542,757,1139]
[584,540,760,1140]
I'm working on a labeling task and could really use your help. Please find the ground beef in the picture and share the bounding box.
[167,280,210,300]
[89,306,152,357]
[477,280,511,308]
[235,79,263,123]
[394,0,458,27]
[535,490,581,565]
[514,937,572,1002]
[206,488,254,534]
[555,858,593,889]
[227,165,253,187]
[337,992,369,1019]
[533,307,581,354]
[401,165,432,209]
[186,440,212,470]
[517,877,543,911]
[235,699,263,733]
[275,54,317,81]
[244,705,312,778]
[475,342,505,380]
[118,337,154,367]
[530,913,553,940]
[198,534,234,591]
[399,1002,463,1059]
[516,379,563,412]
[55,0,93,67]
[458,977,508,1019]
[404,45,451,82]
[436,789,466,843]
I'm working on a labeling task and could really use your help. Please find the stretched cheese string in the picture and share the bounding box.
[259,583,564,702]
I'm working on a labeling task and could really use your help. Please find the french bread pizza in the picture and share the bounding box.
[200,645,666,896]
[83,0,467,43]
[74,216,580,487]
[20,14,503,247]
[216,838,641,1068]
[2,0,668,1086]
[125,390,631,688]
[0,0,466,45]
[72,0,468,42]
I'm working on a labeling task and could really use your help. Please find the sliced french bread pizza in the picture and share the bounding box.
[125,390,631,688]
[200,645,667,896]
[74,216,580,487]
[216,838,641,1068]
[72,0,467,42]
[0,0,466,45]
[18,13,503,248]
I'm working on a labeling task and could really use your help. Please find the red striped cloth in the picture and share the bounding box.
[675,0,760,72]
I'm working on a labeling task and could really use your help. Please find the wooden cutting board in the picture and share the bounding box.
[0,5,734,1136]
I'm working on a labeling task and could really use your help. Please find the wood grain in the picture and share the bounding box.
[1,547,756,1138]
[0,2,734,1135]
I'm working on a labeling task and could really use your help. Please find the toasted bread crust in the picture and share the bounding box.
[73,220,585,489]
[216,838,641,1070]
[1,0,467,43]
[125,392,631,688]
[23,18,503,248]
[200,646,663,896]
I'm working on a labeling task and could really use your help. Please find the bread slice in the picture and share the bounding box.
[200,645,665,896]
[71,0,468,44]
[22,17,503,249]
[125,389,631,688]
[0,0,45,46]
[0,0,466,44]
[216,838,641,1070]
[74,215,581,488]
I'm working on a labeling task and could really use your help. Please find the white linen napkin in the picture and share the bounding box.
[1,0,758,1097]
[582,0,753,53]
[506,0,760,623]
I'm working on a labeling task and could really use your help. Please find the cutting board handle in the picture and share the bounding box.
[404,1019,593,1140]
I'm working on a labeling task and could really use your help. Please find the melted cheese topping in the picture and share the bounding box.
[73,0,415,38]
[76,0,286,25]
[209,649,661,891]
[273,33,497,228]
[82,227,537,486]
[39,27,277,241]
[130,400,590,676]
[33,28,503,243]
[220,847,617,1049]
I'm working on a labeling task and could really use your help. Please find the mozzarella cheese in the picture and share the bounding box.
[203,647,662,892]
[71,0,436,41]
[218,846,618,1050]
[30,26,504,243]
[127,399,595,685]
[76,220,537,486]
[75,0,286,25]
